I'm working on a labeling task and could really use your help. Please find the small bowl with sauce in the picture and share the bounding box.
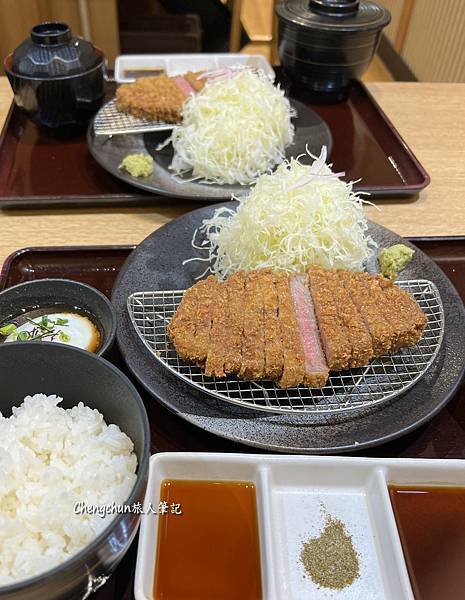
[0,278,116,356]
[135,453,265,600]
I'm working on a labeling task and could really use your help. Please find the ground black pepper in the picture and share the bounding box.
[300,514,360,590]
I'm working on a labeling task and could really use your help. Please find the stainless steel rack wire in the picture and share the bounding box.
[127,279,444,415]
[93,99,174,136]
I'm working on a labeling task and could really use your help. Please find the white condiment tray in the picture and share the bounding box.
[134,453,465,600]
[114,53,275,84]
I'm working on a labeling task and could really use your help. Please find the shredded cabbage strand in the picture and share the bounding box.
[186,146,376,278]
[164,68,295,185]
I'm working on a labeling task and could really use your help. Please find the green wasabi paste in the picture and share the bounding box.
[119,153,154,178]
[378,244,414,279]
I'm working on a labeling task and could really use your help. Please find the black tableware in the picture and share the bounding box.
[4,22,106,128]
[0,278,116,355]
[0,342,150,600]
[88,98,332,201]
[112,203,465,454]
[276,0,391,102]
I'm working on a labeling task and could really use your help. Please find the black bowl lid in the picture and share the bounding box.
[9,22,103,79]
[276,0,391,32]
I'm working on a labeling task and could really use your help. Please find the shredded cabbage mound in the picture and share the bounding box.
[186,147,375,278]
[164,68,295,184]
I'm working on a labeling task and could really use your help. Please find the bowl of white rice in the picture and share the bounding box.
[0,342,150,600]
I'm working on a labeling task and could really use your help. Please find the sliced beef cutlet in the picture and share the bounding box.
[166,285,198,361]
[340,271,393,356]
[307,268,352,371]
[357,272,407,351]
[353,273,426,351]
[289,274,329,387]
[377,276,427,348]
[204,281,228,378]
[168,275,218,364]
[168,267,428,388]
[275,273,305,388]
[183,70,206,93]
[116,71,205,123]
[193,275,218,364]
[224,271,247,375]
[116,75,186,123]
[261,270,284,381]
[239,271,266,380]
[321,269,374,368]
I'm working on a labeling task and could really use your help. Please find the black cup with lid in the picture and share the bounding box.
[4,22,106,129]
[276,0,391,102]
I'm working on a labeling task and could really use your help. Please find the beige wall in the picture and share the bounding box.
[379,0,465,83]
[402,0,465,82]
[0,0,119,70]
[379,0,404,45]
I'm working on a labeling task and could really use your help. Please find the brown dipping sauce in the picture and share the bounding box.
[123,68,165,79]
[389,484,465,600]
[154,479,262,600]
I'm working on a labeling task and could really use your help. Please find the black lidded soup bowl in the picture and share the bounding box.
[4,22,106,129]
[276,0,391,102]
[0,342,150,600]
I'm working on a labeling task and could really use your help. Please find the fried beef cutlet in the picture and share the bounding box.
[224,271,247,375]
[166,285,198,361]
[116,71,205,123]
[204,281,228,378]
[275,273,305,388]
[377,276,427,349]
[193,275,218,364]
[116,75,185,123]
[340,271,393,356]
[183,70,206,93]
[289,274,329,387]
[168,268,428,389]
[321,269,374,369]
[168,275,218,364]
[358,272,408,351]
[262,270,284,381]
[239,271,266,380]
[307,268,352,371]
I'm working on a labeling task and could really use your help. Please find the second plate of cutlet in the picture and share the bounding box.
[113,203,465,453]
[87,97,332,201]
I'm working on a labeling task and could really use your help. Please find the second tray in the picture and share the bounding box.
[0,75,428,208]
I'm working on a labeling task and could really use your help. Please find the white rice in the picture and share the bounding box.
[0,394,138,585]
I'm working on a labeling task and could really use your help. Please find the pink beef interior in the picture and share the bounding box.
[173,76,195,97]
[290,275,328,372]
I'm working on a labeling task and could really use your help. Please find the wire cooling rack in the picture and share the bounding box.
[127,280,444,415]
[93,99,175,136]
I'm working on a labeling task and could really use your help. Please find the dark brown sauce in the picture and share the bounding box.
[154,479,262,600]
[389,484,465,600]
[123,68,165,79]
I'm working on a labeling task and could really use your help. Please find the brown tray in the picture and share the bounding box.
[0,75,429,208]
[1,239,463,598]
[0,240,463,460]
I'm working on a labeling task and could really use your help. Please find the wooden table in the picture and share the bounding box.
[1,79,465,264]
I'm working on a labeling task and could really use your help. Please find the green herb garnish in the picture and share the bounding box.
[1,315,73,345]
[25,317,54,333]
[0,323,17,336]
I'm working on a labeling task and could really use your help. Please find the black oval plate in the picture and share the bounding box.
[88,99,332,201]
[112,203,465,453]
